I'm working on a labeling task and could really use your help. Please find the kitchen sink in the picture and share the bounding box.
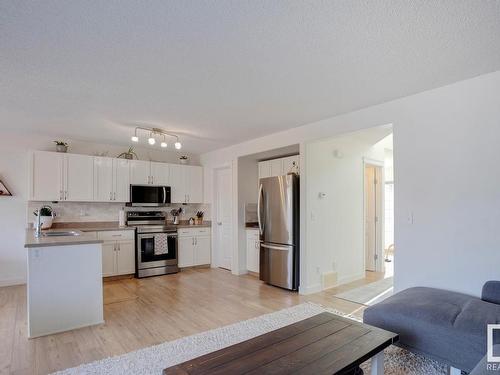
[42,231,80,237]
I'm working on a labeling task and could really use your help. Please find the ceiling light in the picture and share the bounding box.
[148,136,156,145]
[174,141,182,150]
[131,136,139,142]
[130,126,183,149]
[160,141,167,148]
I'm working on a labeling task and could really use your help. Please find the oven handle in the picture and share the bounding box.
[137,233,178,238]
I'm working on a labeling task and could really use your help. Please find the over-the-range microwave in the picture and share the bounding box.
[129,185,171,206]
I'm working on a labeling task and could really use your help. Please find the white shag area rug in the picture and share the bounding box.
[54,302,448,375]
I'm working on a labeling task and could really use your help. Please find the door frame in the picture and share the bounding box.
[362,157,385,273]
[212,164,233,270]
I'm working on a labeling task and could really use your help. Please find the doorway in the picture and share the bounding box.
[364,162,383,272]
[214,167,233,270]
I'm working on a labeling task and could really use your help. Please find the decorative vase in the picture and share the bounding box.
[40,216,53,229]
[179,157,189,165]
[124,153,133,160]
[194,217,203,225]
[56,145,68,153]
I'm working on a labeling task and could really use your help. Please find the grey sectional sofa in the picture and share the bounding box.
[363,281,500,373]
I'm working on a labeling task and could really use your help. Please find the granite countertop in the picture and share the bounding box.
[25,229,103,248]
[52,221,135,232]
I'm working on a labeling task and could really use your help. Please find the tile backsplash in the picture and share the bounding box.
[27,201,210,225]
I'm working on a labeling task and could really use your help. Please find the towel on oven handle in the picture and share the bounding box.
[154,233,169,255]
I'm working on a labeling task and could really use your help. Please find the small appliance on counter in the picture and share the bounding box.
[127,211,178,278]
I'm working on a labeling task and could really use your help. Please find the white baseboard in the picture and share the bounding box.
[0,277,26,288]
[299,283,322,295]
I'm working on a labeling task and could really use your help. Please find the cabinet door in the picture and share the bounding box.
[94,157,114,202]
[65,154,94,201]
[116,240,135,275]
[170,164,186,203]
[102,242,116,277]
[194,236,211,265]
[130,160,151,185]
[113,159,130,202]
[185,166,203,203]
[31,151,63,201]
[258,161,271,179]
[246,239,256,272]
[150,162,169,186]
[282,155,299,175]
[178,236,194,267]
[270,159,283,177]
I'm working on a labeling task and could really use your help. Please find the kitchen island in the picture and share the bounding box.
[25,229,104,338]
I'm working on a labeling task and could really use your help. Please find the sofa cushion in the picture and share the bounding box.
[363,287,498,372]
[482,281,500,305]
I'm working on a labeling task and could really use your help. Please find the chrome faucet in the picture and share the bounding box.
[34,208,43,238]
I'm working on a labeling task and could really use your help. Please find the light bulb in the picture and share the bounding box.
[174,141,182,150]
[148,137,156,145]
[160,141,167,148]
[131,136,139,142]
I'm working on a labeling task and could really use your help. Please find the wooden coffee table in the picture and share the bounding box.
[164,312,398,374]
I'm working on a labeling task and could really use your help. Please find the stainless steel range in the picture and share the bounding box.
[127,211,178,278]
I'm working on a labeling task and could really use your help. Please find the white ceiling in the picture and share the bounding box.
[2,1,500,153]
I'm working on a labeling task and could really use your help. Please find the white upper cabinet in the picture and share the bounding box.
[65,154,94,201]
[113,159,130,202]
[94,157,130,202]
[185,165,203,203]
[258,155,300,180]
[129,160,151,185]
[31,151,64,201]
[169,164,185,203]
[150,162,169,186]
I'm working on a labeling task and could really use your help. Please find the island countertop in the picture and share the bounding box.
[24,229,104,248]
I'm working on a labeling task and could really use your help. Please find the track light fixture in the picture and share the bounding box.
[130,127,182,150]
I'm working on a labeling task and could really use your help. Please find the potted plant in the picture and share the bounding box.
[54,141,68,153]
[117,146,138,160]
[179,155,189,165]
[195,211,204,225]
[33,205,55,229]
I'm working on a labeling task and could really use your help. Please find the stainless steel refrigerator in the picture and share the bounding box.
[258,174,299,291]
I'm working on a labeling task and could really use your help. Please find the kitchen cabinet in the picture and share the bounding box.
[30,151,64,201]
[178,227,211,267]
[169,164,203,203]
[258,155,300,180]
[150,162,170,185]
[98,230,135,276]
[30,151,93,202]
[246,229,260,273]
[94,157,130,202]
[129,160,151,185]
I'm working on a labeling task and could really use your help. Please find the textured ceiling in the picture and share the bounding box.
[1,1,500,153]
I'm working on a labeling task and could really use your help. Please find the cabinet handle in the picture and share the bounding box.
[59,190,63,200]
[192,237,194,246]
[110,192,112,200]
[65,190,67,200]
[113,192,116,200]
[151,176,154,185]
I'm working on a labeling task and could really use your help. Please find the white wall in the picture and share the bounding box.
[306,133,386,288]
[201,70,500,296]
[0,133,200,286]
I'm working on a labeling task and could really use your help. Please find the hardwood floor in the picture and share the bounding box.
[0,268,378,375]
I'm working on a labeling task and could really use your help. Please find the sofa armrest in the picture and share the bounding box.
[482,281,500,304]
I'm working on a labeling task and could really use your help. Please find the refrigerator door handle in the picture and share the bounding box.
[257,183,264,235]
[261,243,291,251]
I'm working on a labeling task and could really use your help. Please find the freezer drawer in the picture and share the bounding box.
[259,243,297,290]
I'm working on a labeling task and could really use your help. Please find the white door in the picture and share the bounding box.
[113,159,130,202]
[94,157,114,201]
[258,161,271,179]
[65,154,94,201]
[178,237,194,267]
[130,160,151,185]
[186,166,203,203]
[31,151,63,201]
[150,162,169,186]
[102,242,116,277]
[116,241,135,275]
[365,165,382,272]
[194,236,211,265]
[215,167,233,270]
[270,159,283,177]
[170,164,186,203]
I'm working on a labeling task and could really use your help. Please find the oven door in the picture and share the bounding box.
[137,232,177,269]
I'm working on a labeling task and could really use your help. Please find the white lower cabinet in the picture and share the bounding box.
[97,230,135,277]
[246,229,260,273]
[178,228,211,268]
